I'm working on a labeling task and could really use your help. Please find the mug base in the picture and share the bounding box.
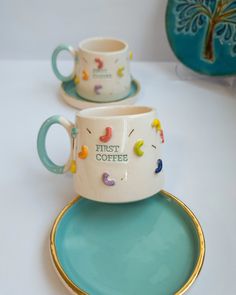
[60,79,141,109]
[74,173,164,204]
[76,87,131,103]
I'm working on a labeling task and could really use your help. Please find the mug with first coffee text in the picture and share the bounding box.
[37,105,165,203]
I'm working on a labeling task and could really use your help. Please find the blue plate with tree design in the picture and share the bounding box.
[166,0,236,75]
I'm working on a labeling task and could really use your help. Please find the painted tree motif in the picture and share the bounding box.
[175,0,236,62]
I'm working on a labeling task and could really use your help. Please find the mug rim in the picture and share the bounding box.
[79,37,128,55]
[76,105,155,119]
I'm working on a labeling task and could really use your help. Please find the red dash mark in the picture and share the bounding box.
[160,129,164,143]
[95,58,104,69]
[99,127,112,143]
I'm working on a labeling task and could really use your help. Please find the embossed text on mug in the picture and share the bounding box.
[95,144,128,162]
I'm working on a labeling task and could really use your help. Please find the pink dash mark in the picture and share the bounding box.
[95,58,103,69]
[160,129,164,143]
[102,172,115,186]
[94,85,102,95]
[99,127,112,143]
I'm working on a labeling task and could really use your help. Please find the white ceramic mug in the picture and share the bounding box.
[52,37,132,102]
[37,105,165,203]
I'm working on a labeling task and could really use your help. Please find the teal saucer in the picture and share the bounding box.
[50,191,205,295]
[60,79,140,109]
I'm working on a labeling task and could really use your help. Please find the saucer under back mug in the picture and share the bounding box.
[37,106,165,203]
[51,37,132,102]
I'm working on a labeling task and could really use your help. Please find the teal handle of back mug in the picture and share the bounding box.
[37,115,75,174]
[51,44,76,82]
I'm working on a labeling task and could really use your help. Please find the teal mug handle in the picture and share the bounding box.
[51,44,76,82]
[37,115,75,174]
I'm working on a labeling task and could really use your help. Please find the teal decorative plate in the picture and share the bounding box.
[166,0,236,76]
[60,79,140,109]
[50,191,205,295]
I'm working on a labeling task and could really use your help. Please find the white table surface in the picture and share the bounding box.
[0,61,236,295]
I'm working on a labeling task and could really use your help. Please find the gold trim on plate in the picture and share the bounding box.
[50,190,205,295]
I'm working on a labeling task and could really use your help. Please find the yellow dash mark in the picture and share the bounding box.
[78,145,88,159]
[82,70,89,80]
[117,66,125,77]
[134,140,144,157]
[152,118,162,132]
[129,51,133,60]
[70,160,76,174]
[74,76,80,84]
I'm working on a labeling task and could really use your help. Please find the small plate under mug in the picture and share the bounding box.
[50,190,205,295]
[60,79,141,109]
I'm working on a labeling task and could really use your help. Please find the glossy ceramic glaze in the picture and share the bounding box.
[52,37,132,101]
[166,0,236,76]
[51,191,205,295]
[60,79,140,109]
[37,106,164,203]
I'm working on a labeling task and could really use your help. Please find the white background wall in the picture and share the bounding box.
[0,0,175,61]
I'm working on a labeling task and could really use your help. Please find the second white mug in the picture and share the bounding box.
[52,37,132,102]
